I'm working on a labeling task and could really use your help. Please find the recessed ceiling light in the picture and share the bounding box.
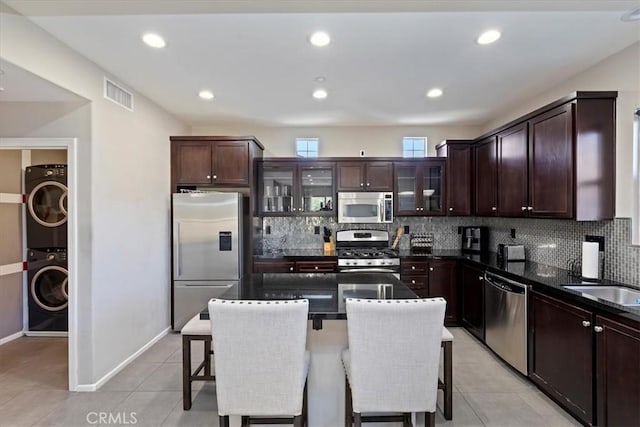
[309,31,331,47]
[426,88,443,98]
[621,7,640,21]
[198,90,214,100]
[476,30,501,45]
[142,33,166,48]
[312,89,328,99]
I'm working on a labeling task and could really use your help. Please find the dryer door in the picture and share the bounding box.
[31,266,69,311]
[27,181,68,227]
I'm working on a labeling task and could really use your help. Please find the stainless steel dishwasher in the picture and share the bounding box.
[484,271,529,375]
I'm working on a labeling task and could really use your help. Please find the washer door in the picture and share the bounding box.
[31,266,69,311]
[27,181,68,227]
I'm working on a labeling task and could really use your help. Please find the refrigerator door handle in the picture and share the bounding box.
[174,224,181,278]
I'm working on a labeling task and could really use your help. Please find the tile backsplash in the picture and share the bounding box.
[260,216,639,286]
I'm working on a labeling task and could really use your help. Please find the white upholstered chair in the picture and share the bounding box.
[342,297,446,427]
[208,298,310,427]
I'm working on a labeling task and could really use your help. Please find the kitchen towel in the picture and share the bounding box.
[581,241,600,280]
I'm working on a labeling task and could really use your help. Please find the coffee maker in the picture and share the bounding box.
[461,226,488,254]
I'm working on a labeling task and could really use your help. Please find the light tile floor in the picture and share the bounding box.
[0,329,581,426]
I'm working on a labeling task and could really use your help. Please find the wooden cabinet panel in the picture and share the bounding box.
[213,141,250,185]
[528,104,574,218]
[474,137,497,216]
[400,260,428,274]
[365,162,393,191]
[295,260,337,273]
[595,314,640,427]
[427,259,457,324]
[174,141,213,184]
[401,275,429,298]
[337,161,392,191]
[497,123,528,217]
[337,162,366,191]
[530,291,592,424]
[461,264,484,340]
[394,160,445,216]
[445,145,472,216]
[253,260,295,273]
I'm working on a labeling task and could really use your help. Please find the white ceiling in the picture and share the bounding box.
[4,1,640,127]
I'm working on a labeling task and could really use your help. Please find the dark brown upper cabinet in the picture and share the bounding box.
[170,136,263,191]
[259,160,336,216]
[473,92,616,220]
[394,159,445,216]
[436,140,472,216]
[337,161,393,191]
[474,136,498,216]
[497,122,529,217]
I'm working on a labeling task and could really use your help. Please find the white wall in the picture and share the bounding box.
[191,124,481,157]
[0,3,188,386]
[481,42,640,219]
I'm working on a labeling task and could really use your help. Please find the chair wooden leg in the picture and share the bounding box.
[303,381,308,427]
[353,413,362,427]
[444,340,453,420]
[219,415,229,427]
[402,412,412,427]
[345,378,353,427]
[426,411,435,427]
[182,335,192,410]
[204,339,212,376]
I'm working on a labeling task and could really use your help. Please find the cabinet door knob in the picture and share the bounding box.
[478,276,484,281]
[206,175,211,179]
[594,326,603,333]
[360,183,364,187]
[582,320,591,327]
[367,183,371,187]
[521,206,527,211]
[213,175,217,180]
[491,207,497,211]
[528,206,533,211]
[292,207,296,211]
[289,266,294,271]
[449,207,454,212]
[429,267,434,271]
[411,266,416,270]
[411,280,416,284]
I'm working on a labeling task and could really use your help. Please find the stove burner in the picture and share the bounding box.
[337,248,398,260]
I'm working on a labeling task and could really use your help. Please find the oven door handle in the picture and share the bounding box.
[340,268,399,273]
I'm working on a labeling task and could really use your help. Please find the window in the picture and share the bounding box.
[296,138,319,158]
[402,137,427,158]
[633,107,640,245]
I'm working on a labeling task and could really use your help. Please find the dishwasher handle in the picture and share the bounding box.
[484,272,527,294]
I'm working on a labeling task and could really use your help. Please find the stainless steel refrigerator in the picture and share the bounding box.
[171,192,247,330]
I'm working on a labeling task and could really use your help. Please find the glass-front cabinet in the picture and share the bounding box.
[394,159,445,216]
[260,161,335,216]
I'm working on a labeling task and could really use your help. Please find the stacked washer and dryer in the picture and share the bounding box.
[25,164,69,334]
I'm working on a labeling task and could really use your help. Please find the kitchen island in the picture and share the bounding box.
[196,273,438,427]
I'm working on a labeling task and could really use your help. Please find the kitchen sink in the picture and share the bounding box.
[563,285,640,306]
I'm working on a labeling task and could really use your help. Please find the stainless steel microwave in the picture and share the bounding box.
[337,192,393,224]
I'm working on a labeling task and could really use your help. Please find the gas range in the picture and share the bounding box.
[336,230,400,272]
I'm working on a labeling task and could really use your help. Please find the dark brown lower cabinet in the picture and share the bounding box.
[428,259,457,324]
[401,259,458,325]
[294,261,337,273]
[461,264,484,340]
[253,260,295,273]
[595,314,640,427]
[529,291,593,425]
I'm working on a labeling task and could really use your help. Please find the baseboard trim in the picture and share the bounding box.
[0,330,24,346]
[75,326,170,392]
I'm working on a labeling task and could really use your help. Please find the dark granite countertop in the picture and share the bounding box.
[254,249,337,259]
[252,248,640,322]
[200,273,416,321]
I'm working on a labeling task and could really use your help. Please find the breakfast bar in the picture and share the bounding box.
[183,272,453,426]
